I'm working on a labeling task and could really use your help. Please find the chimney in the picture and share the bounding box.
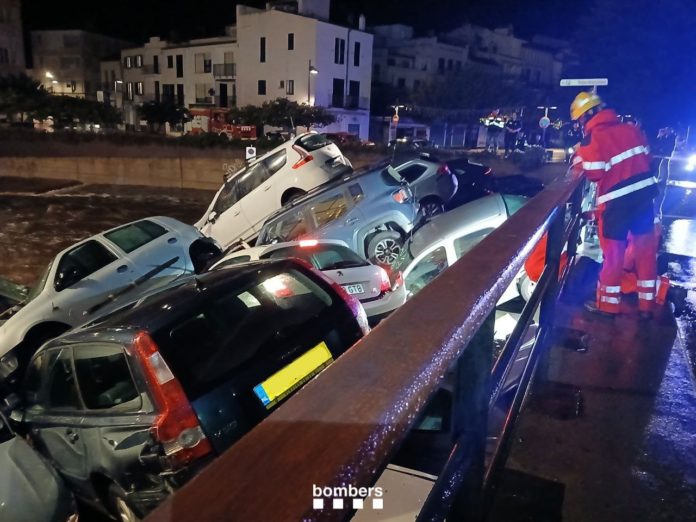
[358,14,366,31]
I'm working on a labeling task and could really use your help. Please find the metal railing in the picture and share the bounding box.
[146,172,584,521]
[212,63,236,78]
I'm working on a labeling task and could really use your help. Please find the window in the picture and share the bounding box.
[405,246,448,296]
[176,55,183,78]
[195,82,213,103]
[74,344,139,410]
[45,348,81,410]
[414,79,421,89]
[213,179,240,215]
[309,193,349,229]
[167,55,174,68]
[262,209,310,243]
[387,58,395,66]
[286,79,294,95]
[447,59,453,70]
[195,52,212,73]
[288,33,294,50]
[126,81,134,100]
[124,56,133,69]
[334,37,345,64]
[152,268,335,401]
[236,162,270,200]
[258,79,266,95]
[136,81,144,95]
[348,183,364,203]
[354,41,361,66]
[260,37,266,63]
[502,195,529,216]
[456,60,462,71]
[153,55,159,74]
[438,58,445,72]
[135,55,143,68]
[176,84,184,105]
[154,80,160,102]
[55,240,117,291]
[63,35,80,47]
[397,164,428,183]
[0,48,8,64]
[279,80,285,89]
[397,77,406,88]
[295,133,332,152]
[104,220,167,253]
[264,244,367,271]
[162,83,175,103]
[453,229,494,259]
[264,149,288,176]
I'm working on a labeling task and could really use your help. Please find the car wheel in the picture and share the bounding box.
[109,483,140,522]
[282,189,306,206]
[420,198,445,218]
[190,239,223,274]
[367,231,403,266]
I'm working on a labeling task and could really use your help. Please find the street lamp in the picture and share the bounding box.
[307,60,318,105]
[45,71,54,79]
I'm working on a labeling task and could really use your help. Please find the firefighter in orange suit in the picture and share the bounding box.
[570,91,658,317]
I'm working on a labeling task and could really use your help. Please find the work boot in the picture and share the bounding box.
[667,285,688,318]
[583,300,615,319]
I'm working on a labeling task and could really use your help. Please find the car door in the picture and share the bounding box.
[103,219,188,296]
[239,150,287,234]
[204,176,254,247]
[51,239,136,321]
[22,347,91,495]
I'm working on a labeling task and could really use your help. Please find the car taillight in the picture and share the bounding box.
[132,332,212,468]
[437,164,451,176]
[392,188,410,203]
[330,281,370,336]
[378,266,391,293]
[292,145,314,169]
[299,239,319,247]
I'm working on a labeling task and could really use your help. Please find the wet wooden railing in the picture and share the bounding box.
[147,172,584,522]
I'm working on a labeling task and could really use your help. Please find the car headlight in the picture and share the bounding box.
[686,154,696,172]
[567,147,575,154]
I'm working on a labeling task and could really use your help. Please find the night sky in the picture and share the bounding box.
[22,0,578,44]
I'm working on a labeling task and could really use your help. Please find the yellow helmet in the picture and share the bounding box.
[570,91,603,120]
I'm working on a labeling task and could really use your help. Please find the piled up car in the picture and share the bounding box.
[0,130,538,520]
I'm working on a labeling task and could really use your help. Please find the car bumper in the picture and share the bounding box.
[361,284,407,320]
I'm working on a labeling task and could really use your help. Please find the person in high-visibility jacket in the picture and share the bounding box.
[570,91,658,317]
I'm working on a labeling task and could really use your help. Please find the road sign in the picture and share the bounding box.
[246,146,257,161]
[560,78,609,87]
[539,116,551,129]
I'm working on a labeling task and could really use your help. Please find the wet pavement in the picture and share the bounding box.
[0,177,213,287]
[490,181,696,521]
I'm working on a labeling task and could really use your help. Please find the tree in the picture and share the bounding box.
[137,101,190,133]
[226,98,335,131]
[36,96,122,128]
[571,0,696,128]
[0,74,50,122]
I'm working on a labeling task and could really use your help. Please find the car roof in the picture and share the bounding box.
[48,259,313,346]
[408,194,507,258]
[211,239,351,269]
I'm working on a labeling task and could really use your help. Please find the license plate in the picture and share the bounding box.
[252,342,333,410]
[343,284,364,295]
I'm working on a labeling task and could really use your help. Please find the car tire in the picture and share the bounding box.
[366,231,403,266]
[18,324,70,370]
[108,483,141,522]
[281,189,306,206]
[419,198,445,219]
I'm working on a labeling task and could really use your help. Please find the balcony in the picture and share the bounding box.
[331,93,369,110]
[142,64,159,75]
[213,63,236,78]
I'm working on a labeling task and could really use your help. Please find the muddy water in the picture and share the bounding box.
[0,183,213,287]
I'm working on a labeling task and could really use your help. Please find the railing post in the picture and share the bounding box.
[449,311,494,521]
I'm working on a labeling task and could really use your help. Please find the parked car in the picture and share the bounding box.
[388,137,433,150]
[195,132,353,248]
[210,239,407,323]
[446,155,494,206]
[0,217,222,380]
[8,258,368,520]
[391,153,459,217]
[0,410,77,522]
[396,193,532,303]
[256,165,419,266]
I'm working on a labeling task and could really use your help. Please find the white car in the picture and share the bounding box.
[196,132,353,248]
[0,217,221,379]
[400,193,532,303]
[210,239,406,323]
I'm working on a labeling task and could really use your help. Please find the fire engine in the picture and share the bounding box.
[186,108,257,140]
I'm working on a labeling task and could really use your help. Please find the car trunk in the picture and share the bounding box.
[323,265,384,303]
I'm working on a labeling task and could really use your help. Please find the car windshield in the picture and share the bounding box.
[26,260,53,302]
[262,244,369,270]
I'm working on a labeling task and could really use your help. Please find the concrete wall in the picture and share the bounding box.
[0,156,244,191]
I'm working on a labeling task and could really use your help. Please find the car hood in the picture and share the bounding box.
[0,437,71,522]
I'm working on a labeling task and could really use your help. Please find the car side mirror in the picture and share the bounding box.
[55,265,82,291]
[208,211,218,224]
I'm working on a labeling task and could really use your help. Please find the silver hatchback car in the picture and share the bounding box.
[256,166,420,266]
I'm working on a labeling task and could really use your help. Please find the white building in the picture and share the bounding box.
[0,0,25,76]
[111,0,373,139]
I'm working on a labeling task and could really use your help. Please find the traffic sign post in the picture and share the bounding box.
[539,116,551,129]
[560,78,608,93]
[245,146,257,162]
